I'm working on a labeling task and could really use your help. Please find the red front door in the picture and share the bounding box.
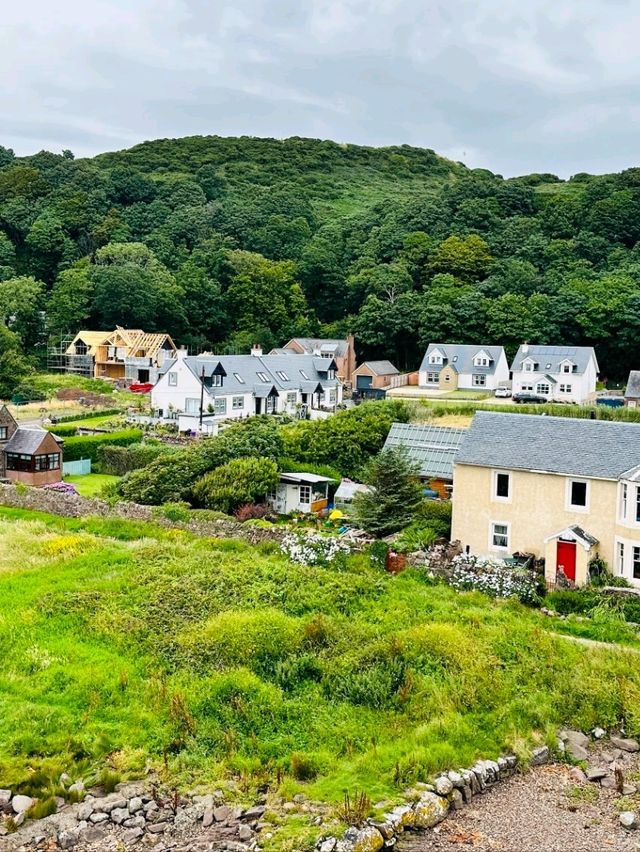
[557,540,577,581]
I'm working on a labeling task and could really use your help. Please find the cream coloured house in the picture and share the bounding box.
[419,344,509,392]
[452,412,640,588]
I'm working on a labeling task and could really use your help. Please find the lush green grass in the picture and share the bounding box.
[64,474,120,497]
[439,390,493,400]
[1,507,639,843]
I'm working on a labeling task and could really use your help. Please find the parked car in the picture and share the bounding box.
[494,387,512,398]
[512,393,547,404]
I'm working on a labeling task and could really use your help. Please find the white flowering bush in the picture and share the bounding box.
[280,532,351,566]
[448,554,539,604]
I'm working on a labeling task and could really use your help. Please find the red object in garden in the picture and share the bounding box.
[129,382,154,394]
[385,551,407,574]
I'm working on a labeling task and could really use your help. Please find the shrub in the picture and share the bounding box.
[234,503,270,522]
[63,430,143,463]
[152,502,192,523]
[416,499,452,537]
[120,417,284,505]
[282,399,411,478]
[192,457,279,514]
[395,522,439,553]
[290,751,320,781]
[97,441,173,475]
[277,457,342,483]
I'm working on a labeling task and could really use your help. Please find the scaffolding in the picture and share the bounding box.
[46,335,94,377]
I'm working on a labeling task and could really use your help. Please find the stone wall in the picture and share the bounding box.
[0,483,291,547]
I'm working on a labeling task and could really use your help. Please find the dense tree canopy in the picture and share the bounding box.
[2,134,640,382]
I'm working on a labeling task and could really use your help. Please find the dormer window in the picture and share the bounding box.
[523,360,534,373]
[474,352,490,367]
[211,374,223,387]
[429,349,444,365]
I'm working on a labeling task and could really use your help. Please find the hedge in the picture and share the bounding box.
[63,429,143,463]
[97,441,175,475]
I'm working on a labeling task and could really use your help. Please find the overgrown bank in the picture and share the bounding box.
[1,506,640,851]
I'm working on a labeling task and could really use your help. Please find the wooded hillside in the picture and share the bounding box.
[1,135,639,389]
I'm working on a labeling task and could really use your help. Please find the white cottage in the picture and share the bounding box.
[151,348,342,429]
[510,344,599,404]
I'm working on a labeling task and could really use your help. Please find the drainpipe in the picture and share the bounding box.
[199,367,205,430]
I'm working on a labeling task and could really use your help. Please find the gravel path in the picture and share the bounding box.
[398,758,640,852]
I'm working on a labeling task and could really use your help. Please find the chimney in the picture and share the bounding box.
[522,342,529,355]
[176,347,188,360]
[251,344,263,357]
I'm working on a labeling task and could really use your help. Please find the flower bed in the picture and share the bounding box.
[448,554,539,604]
[280,532,351,566]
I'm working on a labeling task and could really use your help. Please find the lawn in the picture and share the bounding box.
[0,507,639,847]
[64,473,120,497]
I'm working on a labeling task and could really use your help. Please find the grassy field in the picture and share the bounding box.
[1,505,639,846]
[64,474,120,497]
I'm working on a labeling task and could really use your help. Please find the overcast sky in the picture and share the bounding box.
[2,0,638,177]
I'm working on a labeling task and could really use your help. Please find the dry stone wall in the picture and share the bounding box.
[0,484,290,547]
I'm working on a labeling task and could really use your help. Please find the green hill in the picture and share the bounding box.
[1,135,640,391]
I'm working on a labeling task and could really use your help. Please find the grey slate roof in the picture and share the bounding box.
[511,345,598,375]
[3,428,59,455]
[625,371,640,399]
[419,343,505,375]
[456,411,640,480]
[160,353,339,398]
[281,338,349,357]
[384,422,467,480]
[357,360,399,376]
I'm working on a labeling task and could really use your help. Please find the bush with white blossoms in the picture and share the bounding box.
[448,554,539,604]
[280,532,351,566]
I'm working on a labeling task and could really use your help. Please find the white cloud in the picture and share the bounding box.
[1,0,639,176]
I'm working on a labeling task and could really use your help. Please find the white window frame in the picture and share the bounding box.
[566,478,590,513]
[536,382,550,395]
[492,470,511,503]
[634,545,640,581]
[561,363,572,374]
[636,485,640,524]
[168,372,177,386]
[286,392,297,405]
[429,354,443,365]
[185,398,200,414]
[559,384,572,394]
[617,540,625,577]
[523,361,534,373]
[489,521,510,552]
[257,372,270,383]
[620,482,628,523]
[520,384,534,392]
[299,484,312,505]
[233,373,245,384]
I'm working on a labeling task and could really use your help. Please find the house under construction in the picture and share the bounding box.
[47,328,178,385]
